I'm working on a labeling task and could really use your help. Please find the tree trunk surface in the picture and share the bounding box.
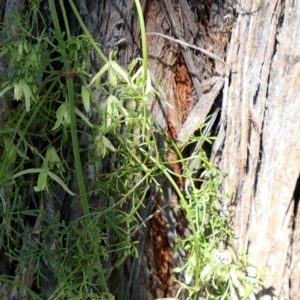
[1,0,300,299]
[216,1,300,299]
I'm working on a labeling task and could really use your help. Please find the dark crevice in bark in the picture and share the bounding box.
[252,83,260,106]
[292,176,300,231]
[191,0,208,27]
[278,0,285,27]
[246,239,250,254]
[269,27,281,85]
[253,107,266,197]
[0,1,6,24]
[236,1,260,20]
[266,71,271,98]
[247,82,260,173]
[289,175,300,299]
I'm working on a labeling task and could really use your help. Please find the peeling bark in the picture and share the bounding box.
[215,0,300,298]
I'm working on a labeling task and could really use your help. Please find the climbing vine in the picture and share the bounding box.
[0,1,260,299]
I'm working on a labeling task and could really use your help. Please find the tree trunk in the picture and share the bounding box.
[215,1,300,299]
[0,0,299,299]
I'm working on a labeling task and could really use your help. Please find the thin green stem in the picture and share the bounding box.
[134,0,148,83]
[49,0,90,221]
[0,110,27,177]
[48,1,110,293]
[67,0,108,63]
[138,147,200,277]
[66,79,89,219]
[59,0,71,39]
[119,172,153,208]
[48,0,61,34]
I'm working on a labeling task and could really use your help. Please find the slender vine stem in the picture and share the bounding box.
[59,0,71,38]
[49,0,90,221]
[65,79,90,219]
[0,1,256,298]
[134,0,148,83]
[67,0,108,63]
[48,0,61,35]
[49,0,110,293]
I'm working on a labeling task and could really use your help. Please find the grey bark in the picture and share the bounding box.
[212,0,300,299]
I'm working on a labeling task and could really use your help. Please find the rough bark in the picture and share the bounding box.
[1,0,300,299]
[214,1,300,298]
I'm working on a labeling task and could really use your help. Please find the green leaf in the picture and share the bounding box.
[88,61,111,87]
[52,103,68,131]
[47,170,75,195]
[145,69,153,96]
[19,79,31,111]
[200,263,214,282]
[102,136,117,152]
[3,138,16,163]
[14,82,23,100]
[116,100,129,119]
[105,95,118,127]
[0,82,13,97]
[75,107,93,127]
[127,58,139,75]
[230,268,240,289]
[110,61,133,86]
[108,64,118,88]
[94,133,106,157]
[0,47,8,57]
[173,266,186,273]
[44,146,63,171]
[34,170,48,192]
[114,255,127,267]
[81,85,90,112]
[45,146,61,164]
[12,168,44,178]
[131,65,143,82]
[16,148,29,160]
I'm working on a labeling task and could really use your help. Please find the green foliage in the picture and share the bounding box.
[0,0,261,299]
